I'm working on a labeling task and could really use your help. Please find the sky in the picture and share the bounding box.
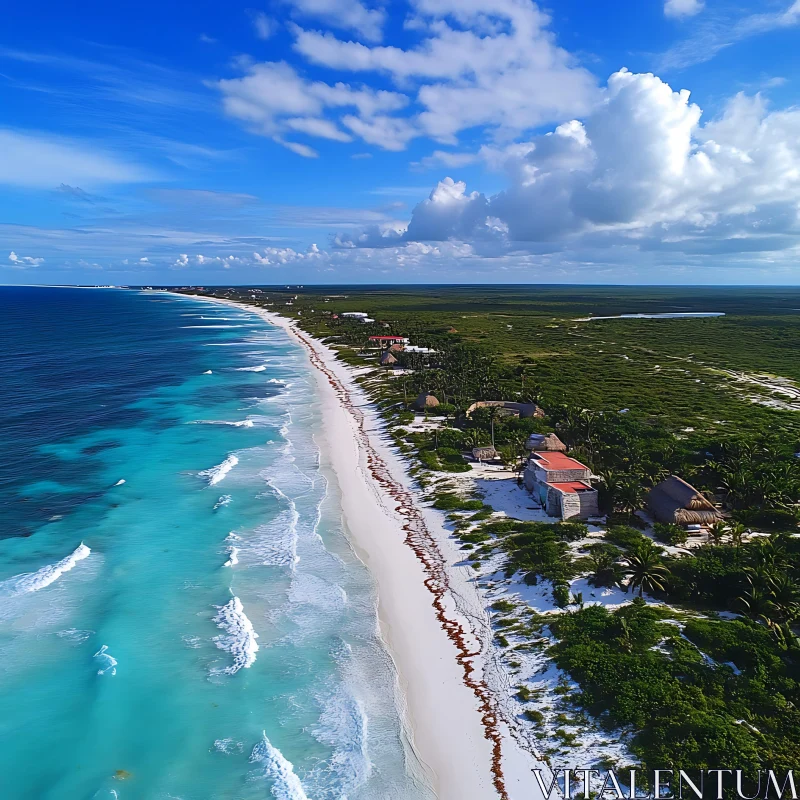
[2,0,800,285]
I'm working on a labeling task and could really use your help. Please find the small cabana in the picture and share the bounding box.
[414,392,440,410]
[379,351,397,367]
[526,433,567,452]
[647,476,721,525]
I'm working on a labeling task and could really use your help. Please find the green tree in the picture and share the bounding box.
[623,540,669,598]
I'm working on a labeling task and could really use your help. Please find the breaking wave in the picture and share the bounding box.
[250,733,310,800]
[199,455,238,486]
[214,495,232,510]
[223,533,241,567]
[237,365,267,372]
[311,683,373,797]
[212,597,259,675]
[196,419,255,428]
[0,543,91,597]
[93,645,118,676]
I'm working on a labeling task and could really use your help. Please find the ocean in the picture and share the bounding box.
[0,287,429,800]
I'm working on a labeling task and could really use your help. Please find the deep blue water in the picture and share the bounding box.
[0,288,428,800]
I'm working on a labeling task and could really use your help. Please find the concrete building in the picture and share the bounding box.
[524,451,599,519]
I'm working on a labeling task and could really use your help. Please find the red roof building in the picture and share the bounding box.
[367,335,409,346]
[524,451,598,519]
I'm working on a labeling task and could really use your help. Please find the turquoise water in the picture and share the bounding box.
[0,289,427,800]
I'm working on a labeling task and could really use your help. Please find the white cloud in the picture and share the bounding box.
[664,0,704,19]
[0,129,155,188]
[253,243,326,264]
[285,116,352,141]
[250,11,276,39]
[293,0,598,143]
[275,138,320,157]
[215,60,408,153]
[659,1,800,70]
[339,70,800,261]
[413,150,480,169]
[284,0,385,42]
[8,250,44,267]
[341,114,416,150]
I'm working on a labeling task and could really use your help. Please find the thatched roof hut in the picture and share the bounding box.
[414,392,440,410]
[526,433,567,452]
[379,351,397,366]
[647,476,721,525]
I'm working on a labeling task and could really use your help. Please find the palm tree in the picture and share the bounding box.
[737,582,776,627]
[616,617,635,653]
[617,479,647,515]
[768,574,800,623]
[728,522,747,548]
[588,552,623,588]
[708,520,729,546]
[623,540,669,598]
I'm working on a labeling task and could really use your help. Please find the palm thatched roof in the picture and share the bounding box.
[525,433,567,452]
[647,475,720,525]
[379,351,397,366]
[414,392,440,410]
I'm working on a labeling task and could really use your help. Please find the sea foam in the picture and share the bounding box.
[214,495,232,510]
[237,365,267,372]
[200,455,238,486]
[312,684,373,795]
[0,543,91,597]
[93,645,118,676]
[250,733,310,800]
[212,597,259,674]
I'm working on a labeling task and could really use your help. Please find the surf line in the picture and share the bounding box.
[291,324,509,800]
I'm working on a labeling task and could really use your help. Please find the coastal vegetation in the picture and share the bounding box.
[178,284,800,777]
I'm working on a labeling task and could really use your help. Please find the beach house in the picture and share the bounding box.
[647,476,721,526]
[368,335,409,347]
[525,432,567,452]
[524,451,599,519]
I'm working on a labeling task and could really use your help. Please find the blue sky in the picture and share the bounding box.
[2,0,800,284]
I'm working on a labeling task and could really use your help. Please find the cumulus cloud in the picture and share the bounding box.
[664,0,704,19]
[217,0,596,155]
[339,70,800,261]
[0,129,155,188]
[8,251,45,267]
[293,0,598,143]
[252,243,326,265]
[284,0,386,42]
[215,61,407,154]
[173,253,242,268]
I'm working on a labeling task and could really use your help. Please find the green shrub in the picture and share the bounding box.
[607,512,646,529]
[553,583,571,608]
[555,522,589,542]
[606,525,647,550]
[653,522,688,546]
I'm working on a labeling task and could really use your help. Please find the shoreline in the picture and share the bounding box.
[185,294,547,800]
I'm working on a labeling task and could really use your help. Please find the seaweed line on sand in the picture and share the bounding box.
[291,325,510,800]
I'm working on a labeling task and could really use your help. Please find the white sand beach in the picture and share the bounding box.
[192,296,548,800]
